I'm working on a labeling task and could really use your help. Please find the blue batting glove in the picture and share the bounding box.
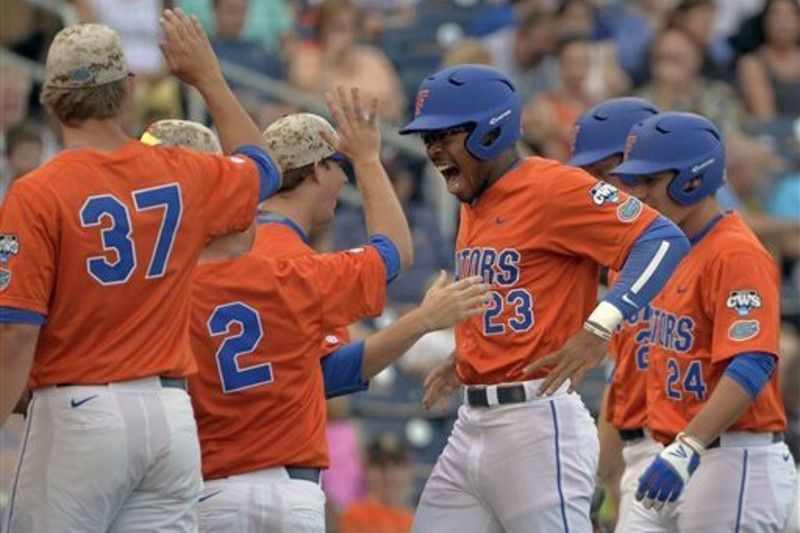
[636,432,704,511]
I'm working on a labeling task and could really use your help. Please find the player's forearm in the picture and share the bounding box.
[0,323,39,423]
[362,307,430,380]
[352,155,413,270]
[195,76,271,156]
[682,376,754,446]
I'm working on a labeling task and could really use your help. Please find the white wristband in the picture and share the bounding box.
[587,301,624,332]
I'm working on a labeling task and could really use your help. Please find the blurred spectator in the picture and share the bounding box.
[468,0,557,38]
[289,0,407,123]
[603,0,675,85]
[636,27,748,135]
[339,432,414,533]
[181,0,295,57]
[668,0,734,80]
[0,66,34,200]
[3,121,43,191]
[522,36,596,162]
[209,0,287,121]
[334,155,451,304]
[482,9,559,102]
[442,39,493,67]
[736,0,800,122]
[553,0,629,100]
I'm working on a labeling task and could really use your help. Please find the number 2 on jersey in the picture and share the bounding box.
[80,183,182,285]
[208,302,274,393]
[483,289,534,335]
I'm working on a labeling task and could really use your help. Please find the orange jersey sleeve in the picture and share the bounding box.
[453,157,658,385]
[645,213,786,444]
[0,142,259,388]
[605,271,651,430]
[189,247,386,479]
[251,220,352,355]
[0,179,57,315]
[542,166,659,271]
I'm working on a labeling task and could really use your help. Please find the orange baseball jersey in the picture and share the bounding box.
[189,248,386,479]
[251,215,351,354]
[0,141,259,388]
[605,269,652,430]
[645,212,786,444]
[453,157,659,385]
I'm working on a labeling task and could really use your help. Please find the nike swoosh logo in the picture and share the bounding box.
[784,453,792,462]
[70,395,98,408]
[622,294,638,308]
[495,216,510,225]
[199,489,223,503]
[677,287,689,294]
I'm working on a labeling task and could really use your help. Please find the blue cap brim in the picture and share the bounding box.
[610,159,667,178]
[399,115,470,135]
[568,148,622,167]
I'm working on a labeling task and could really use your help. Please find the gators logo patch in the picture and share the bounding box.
[728,320,760,341]
[617,197,643,222]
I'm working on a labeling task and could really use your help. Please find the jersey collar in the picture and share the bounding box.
[256,211,310,244]
[689,213,724,247]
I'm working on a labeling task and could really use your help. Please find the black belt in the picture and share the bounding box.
[56,377,187,391]
[466,384,527,407]
[619,428,646,442]
[707,432,783,449]
[286,466,321,483]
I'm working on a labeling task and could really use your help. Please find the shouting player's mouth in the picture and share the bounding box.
[436,162,465,195]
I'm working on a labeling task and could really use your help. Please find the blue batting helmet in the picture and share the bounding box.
[398,64,522,160]
[569,97,660,167]
[611,112,725,206]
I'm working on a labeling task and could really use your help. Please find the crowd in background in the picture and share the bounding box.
[1,0,798,530]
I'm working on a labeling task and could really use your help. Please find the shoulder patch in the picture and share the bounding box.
[0,234,19,264]
[348,247,365,254]
[325,335,340,345]
[617,197,643,222]
[728,320,760,341]
[0,266,10,291]
[726,290,762,317]
[589,181,620,206]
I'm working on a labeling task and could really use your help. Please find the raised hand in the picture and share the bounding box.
[159,9,223,90]
[323,87,380,163]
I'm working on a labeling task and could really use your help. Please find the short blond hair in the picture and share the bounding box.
[40,79,128,127]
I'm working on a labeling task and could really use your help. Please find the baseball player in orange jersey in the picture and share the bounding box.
[0,11,283,533]
[597,111,796,532]
[400,65,690,532]
[143,96,490,531]
[570,97,666,529]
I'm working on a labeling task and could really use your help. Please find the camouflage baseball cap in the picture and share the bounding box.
[45,24,130,89]
[141,120,223,154]
[262,113,343,172]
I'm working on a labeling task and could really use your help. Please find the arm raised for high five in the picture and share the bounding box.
[324,87,414,271]
[158,9,279,167]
